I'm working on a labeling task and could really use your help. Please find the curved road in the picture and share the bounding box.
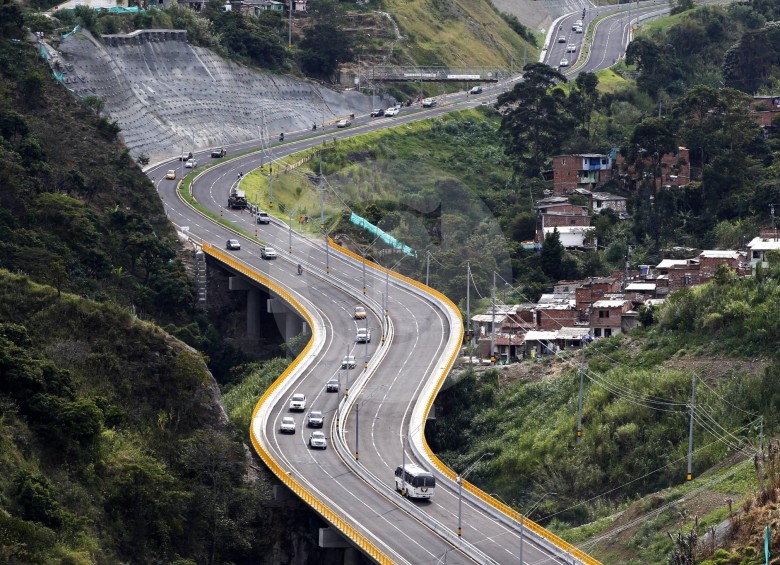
[144,6,667,559]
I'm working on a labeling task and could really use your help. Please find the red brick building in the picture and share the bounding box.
[698,250,749,282]
[575,277,621,317]
[655,259,700,291]
[614,147,691,190]
[749,96,780,129]
[590,299,631,338]
[551,154,614,195]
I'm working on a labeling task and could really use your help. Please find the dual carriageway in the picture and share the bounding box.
[148,3,666,561]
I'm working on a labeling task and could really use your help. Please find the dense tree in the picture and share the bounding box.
[722,27,776,93]
[539,228,564,281]
[497,63,574,177]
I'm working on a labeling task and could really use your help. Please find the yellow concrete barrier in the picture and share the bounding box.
[203,243,394,565]
[327,238,602,565]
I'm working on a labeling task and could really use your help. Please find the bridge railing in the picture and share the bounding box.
[202,243,395,565]
[366,66,506,82]
[327,238,602,565]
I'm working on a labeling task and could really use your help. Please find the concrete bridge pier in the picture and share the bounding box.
[228,276,263,340]
[268,291,309,343]
[319,528,361,564]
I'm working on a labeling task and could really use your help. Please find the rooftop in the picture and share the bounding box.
[656,259,693,269]
[699,250,743,259]
[625,283,657,291]
[592,299,628,308]
[747,236,780,251]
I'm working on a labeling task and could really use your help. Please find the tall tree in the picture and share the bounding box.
[497,63,574,178]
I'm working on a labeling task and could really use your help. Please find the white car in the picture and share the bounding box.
[336,119,352,128]
[356,328,371,343]
[558,36,566,43]
[261,246,277,259]
[256,211,271,224]
[567,43,577,53]
[289,393,306,411]
[574,26,583,33]
[185,159,197,168]
[309,431,327,449]
[422,98,437,108]
[384,107,400,117]
[469,85,483,94]
[342,356,356,369]
[226,239,240,250]
[280,416,296,434]
[559,59,569,68]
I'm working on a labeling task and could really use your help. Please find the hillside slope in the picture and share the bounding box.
[52,28,386,159]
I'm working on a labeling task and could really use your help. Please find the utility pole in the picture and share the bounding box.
[269,163,273,210]
[355,403,359,460]
[576,344,585,445]
[288,0,292,47]
[687,373,696,481]
[426,251,430,287]
[319,159,329,274]
[490,271,496,364]
[466,261,472,367]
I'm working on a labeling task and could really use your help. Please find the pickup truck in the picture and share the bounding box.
[211,147,227,158]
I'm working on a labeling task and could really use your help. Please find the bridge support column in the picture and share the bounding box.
[246,287,261,340]
[229,276,263,341]
[268,293,308,343]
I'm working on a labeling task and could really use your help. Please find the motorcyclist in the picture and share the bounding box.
[297,264,303,275]
[312,123,317,130]
[279,132,284,142]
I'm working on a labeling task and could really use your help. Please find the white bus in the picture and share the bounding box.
[394,464,435,499]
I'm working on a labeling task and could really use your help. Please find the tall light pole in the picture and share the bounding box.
[456,452,493,537]
[519,492,556,564]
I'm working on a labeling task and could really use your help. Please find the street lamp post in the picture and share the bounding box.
[456,452,493,537]
[519,492,557,564]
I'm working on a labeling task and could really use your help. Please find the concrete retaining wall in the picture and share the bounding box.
[56,29,391,160]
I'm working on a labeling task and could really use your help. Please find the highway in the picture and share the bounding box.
[143,4,671,559]
[149,131,575,563]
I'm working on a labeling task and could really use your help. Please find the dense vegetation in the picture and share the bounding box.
[0,273,285,563]
[0,18,321,563]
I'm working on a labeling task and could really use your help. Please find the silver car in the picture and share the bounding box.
[308,411,324,428]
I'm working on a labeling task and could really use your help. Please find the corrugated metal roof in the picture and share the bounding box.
[524,331,559,340]
[748,237,780,251]
[592,299,627,307]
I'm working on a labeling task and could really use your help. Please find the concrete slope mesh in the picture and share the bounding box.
[57,29,391,160]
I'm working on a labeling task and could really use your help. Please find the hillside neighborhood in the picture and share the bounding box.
[472,227,780,362]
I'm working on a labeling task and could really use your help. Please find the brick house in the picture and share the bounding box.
[655,258,700,291]
[614,147,691,190]
[575,277,621,318]
[698,250,749,282]
[749,96,780,130]
[535,198,591,242]
[590,299,631,338]
[588,191,628,215]
[551,154,613,195]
